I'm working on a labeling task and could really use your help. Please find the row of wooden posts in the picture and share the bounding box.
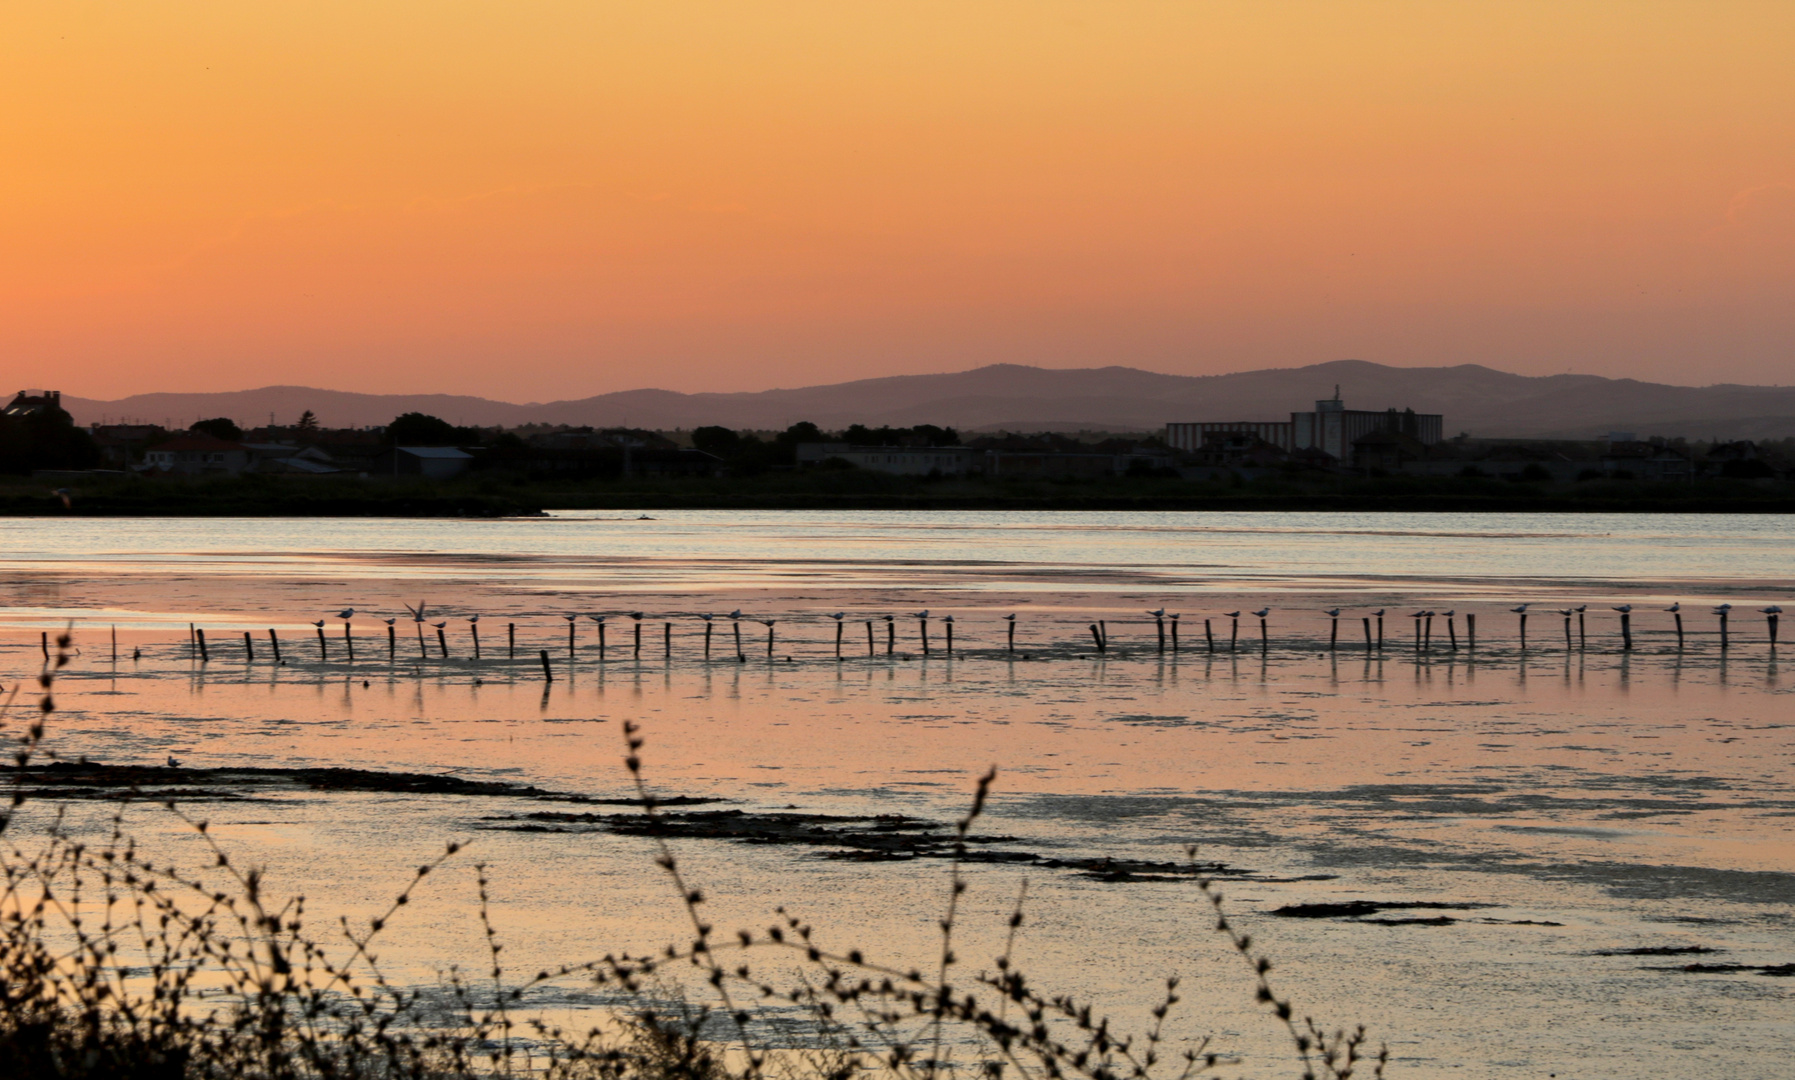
[152,603,1783,675]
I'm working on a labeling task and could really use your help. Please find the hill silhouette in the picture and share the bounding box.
[63,360,1795,441]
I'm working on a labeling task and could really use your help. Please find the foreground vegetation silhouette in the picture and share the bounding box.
[0,634,1384,1079]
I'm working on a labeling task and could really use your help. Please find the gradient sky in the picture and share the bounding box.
[4,2,1792,401]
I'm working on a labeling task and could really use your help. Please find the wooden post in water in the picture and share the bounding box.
[1424,613,1434,652]
[111,625,118,662]
[268,629,282,663]
[1156,614,1166,652]
[1577,609,1586,650]
[1466,613,1476,650]
[538,649,553,681]
[597,620,607,660]
[196,628,209,662]
[918,614,930,656]
[1768,610,1780,647]
[1205,618,1215,652]
[243,631,253,661]
[1376,612,1384,651]
[834,617,843,658]
[632,615,642,657]
[388,623,397,660]
[944,617,954,655]
[187,624,194,660]
[316,624,327,660]
[733,619,744,662]
[765,620,776,658]
[885,617,895,656]
[1170,615,1180,652]
[1229,615,1238,652]
[1258,615,1267,653]
[1329,613,1338,650]
[1089,623,1105,652]
[343,621,354,662]
[1412,614,1422,652]
[436,625,448,658]
[664,622,671,657]
[1562,611,1573,650]
[1006,615,1016,652]
[1517,610,1528,651]
[1719,608,1729,650]
[1099,620,1108,651]
[1620,611,1633,651]
[705,619,714,658]
[1446,613,1458,651]
[1672,610,1684,649]
[508,622,516,659]
[568,618,576,660]
[866,621,875,657]
[1362,617,1372,651]
[470,620,480,660]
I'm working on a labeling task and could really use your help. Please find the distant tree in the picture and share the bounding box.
[384,412,470,446]
[691,426,741,456]
[189,417,242,441]
[296,410,319,433]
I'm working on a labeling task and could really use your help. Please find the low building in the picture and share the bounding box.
[140,433,251,475]
[4,390,63,418]
[1168,389,1443,463]
[371,446,474,480]
[795,443,980,476]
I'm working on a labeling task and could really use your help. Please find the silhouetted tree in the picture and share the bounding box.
[189,417,243,441]
[384,412,483,446]
[0,403,101,474]
[296,410,319,433]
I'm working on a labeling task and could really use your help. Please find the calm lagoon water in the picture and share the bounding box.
[2,511,1791,1079]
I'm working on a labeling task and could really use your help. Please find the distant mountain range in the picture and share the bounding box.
[60,360,1795,441]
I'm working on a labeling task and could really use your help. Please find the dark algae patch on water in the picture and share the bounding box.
[18,760,556,800]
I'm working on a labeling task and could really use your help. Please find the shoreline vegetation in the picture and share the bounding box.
[1,636,1383,1078]
[5,471,1795,516]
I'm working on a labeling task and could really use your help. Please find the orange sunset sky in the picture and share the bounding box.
[4,2,1793,401]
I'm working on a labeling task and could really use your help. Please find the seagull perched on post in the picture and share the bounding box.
[1612,604,1631,613]
[383,617,396,626]
[311,619,326,629]
[698,613,713,622]
[1148,608,1166,618]
[913,610,930,619]
[1713,603,1733,613]
[1223,610,1241,618]
[1003,613,1016,622]
[588,614,606,625]
[467,614,479,623]
[728,610,742,620]
[336,608,355,621]
[1510,604,1530,614]
[1251,607,1270,618]
[431,621,446,630]
[1440,609,1455,618]
[1664,602,1680,613]
[1763,605,1784,615]
[1371,608,1385,617]
[830,612,844,621]
[629,612,643,621]
[1324,608,1341,617]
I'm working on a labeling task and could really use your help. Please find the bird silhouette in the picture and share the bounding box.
[404,601,429,622]
[728,609,742,619]
[589,614,606,625]
[1251,608,1270,618]
[1223,610,1240,618]
[311,620,325,628]
[830,612,845,621]
[1574,605,1587,613]
[629,612,644,620]
[913,610,930,619]
[1763,605,1784,614]
[1409,610,1430,618]
[383,617,396,626]
[1510,604,1530,613]
[942,615,955,623]
[431,621,446,630]
[166,755,181,768]
[698,613,714,621]
[563,614,577,622]
[1440,609,1455,617]
[467,614,479,623]
[1713,603,1733,613]
[1371,608,1385,616]
[760,619,776,627]
[1324,608,1340,617]
[882,614,894,622]
[1556,608,1573,617]
[336,608,354,620]
[1148,608,1166,617]
[1664,602,1681,612]
[1003,613,1017,622]
[1612,604,1632,613]
[53,487,72,508]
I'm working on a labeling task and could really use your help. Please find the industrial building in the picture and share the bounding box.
[1166,389,1443,462]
